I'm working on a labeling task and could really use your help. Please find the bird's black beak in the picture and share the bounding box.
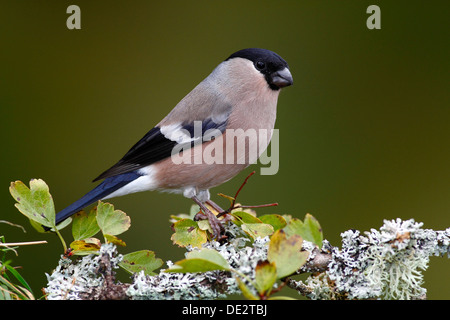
[271,67,293,88]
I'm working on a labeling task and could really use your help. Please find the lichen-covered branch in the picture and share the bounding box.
[288,219,450,300]
[44,219,449,300]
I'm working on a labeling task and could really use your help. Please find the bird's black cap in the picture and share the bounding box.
[226,48,292,90]
[226,48,288,68]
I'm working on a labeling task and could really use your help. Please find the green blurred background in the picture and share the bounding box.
[1,1,449,299]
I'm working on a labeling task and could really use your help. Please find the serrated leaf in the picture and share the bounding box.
[254,260,277,296]
[268,230,309,279]
[283,214,323,248]
[96,201,130,236]
[72,208,100,240]
[241,223,274,240]
[70,238,101,255]
[119,250,164,276]
[231,211,274,240]
[166,249,230,273]
[104,234,126,247]
[9,180,55,228]
[170,219,207,248]
[259,214,287,231]
[231,210,260,226]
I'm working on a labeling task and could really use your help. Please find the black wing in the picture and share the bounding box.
[92,118,228,182]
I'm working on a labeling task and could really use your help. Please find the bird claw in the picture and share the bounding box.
[193,212,208,221]
[196,208,227,241]
[192,197,228,241]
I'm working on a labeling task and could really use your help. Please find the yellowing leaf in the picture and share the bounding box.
[104,234,126,247]
[254,260,277,296]
[236,277,259,300]
[268,230,309,279]
[170,219,207,248]
[70,239,101,255]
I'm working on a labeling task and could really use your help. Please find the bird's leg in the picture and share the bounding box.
[192,196,220,221]
[191,196,226,241]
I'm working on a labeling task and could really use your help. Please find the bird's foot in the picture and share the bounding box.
[192,197,228,241]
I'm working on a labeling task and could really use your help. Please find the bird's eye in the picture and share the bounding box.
[255,61,266,70]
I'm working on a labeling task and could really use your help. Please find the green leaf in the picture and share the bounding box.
[55,219,73,232]
[232,211,274,240]
[189,204,201,218]
[72,208,100,240]
[241,223,274,240]
[166,249,230,273]
[197,219,212,233]
[119,250,164,276]
[254,260,277,296]
[29,218,72,233]
[231,210,262,226]
[259,214,287,231]
[186,249,230,269]
[267,230,309,279]
[171,219,207,248]
[9,180,55,228]
[96,201,131,236]
[283,214,323,248]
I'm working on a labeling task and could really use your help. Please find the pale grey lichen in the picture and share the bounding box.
[127,234,271,300]
[45,243,122,300]
[44,226,271,300]
[299,219,450,300]
[45,218,449,300]
[127,263,231,300]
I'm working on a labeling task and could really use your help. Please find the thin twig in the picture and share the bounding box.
[0,220,26,233]
[0,241,47,247]
[233,171,256,202]
[233,203,279,210]
[217,171,278,217]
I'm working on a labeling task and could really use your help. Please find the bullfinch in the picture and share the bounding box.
[54,48,293,239]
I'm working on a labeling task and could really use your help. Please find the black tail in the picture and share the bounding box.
[55,171,141,225]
